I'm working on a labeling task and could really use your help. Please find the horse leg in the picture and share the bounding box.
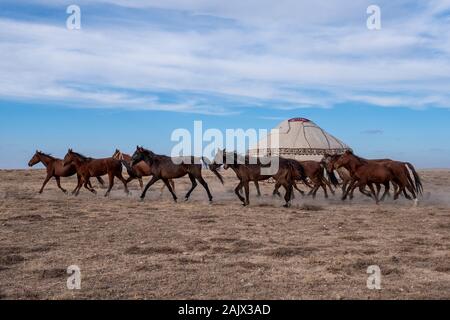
[380,182,390,201]
[254,181,261,197]
[162,178,178,202]
[170,179,175,192]
[104,172,114,197]
[376,183,382,198]
[185,174,198,201]
[39,174,52,194]
[367,183,379,204]
[243,180,250,206]
[342,179,357,200]
[115,171,130,195]
[234,181,246,204]
[54,176,67,194]
[293,181,304,196]
[71,174,82,195]
[341,180,348,196]
[272,182,282,197]
[323,178,335,196]
[73,176,85,196]
[282,182,293,207]
[321,182,329,199]
[140,176,160,200]
[311,183,321,199]
[96,176,105,187]
[84,179,97,194]
[138,178,144,190]
[197,175,213,202]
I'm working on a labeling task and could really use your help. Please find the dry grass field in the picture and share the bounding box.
[0,168,449,299]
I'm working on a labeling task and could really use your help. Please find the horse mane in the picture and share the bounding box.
[348,152,369,164]
[71,151,91,161]
[37,151,56,160]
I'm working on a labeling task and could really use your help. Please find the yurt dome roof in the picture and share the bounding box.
[249,117,352,160]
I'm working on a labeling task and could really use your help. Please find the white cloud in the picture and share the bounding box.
[0,1,450,113]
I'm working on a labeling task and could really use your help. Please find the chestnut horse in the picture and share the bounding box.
[28,150,104,194]
[130,147,223,202]
[213,150,295,207]
[328,152,422,200]
[334,151,417,204]
[112,149,175,193]
[63,149,129,197]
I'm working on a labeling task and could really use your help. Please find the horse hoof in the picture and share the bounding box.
[139,197,144,202]
[184,197,189,202]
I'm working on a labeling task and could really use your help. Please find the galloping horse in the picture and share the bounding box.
[112,149,175,193]
[63,149,129,196]
[322,154,352,194]
[28,150,104,194]
[334,151,417,204]
[328,151,422,200]
[271,159,312,197]
[214,149,295,207]
[130,146,223,202]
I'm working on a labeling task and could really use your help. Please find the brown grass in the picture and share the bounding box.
[0,168,449,299]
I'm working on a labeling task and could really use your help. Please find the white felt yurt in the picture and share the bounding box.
[248,117,352,161]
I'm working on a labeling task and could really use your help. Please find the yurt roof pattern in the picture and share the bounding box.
[249,117,351,160]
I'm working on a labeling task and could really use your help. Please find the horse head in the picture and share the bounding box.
[63,149,75,166]
[28,150,41,167]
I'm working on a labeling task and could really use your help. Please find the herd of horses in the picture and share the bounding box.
[28,147,423,207]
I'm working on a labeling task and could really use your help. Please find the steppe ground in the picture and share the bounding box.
[0,168,449,299]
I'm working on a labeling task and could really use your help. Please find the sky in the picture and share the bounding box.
[0,0,449,168]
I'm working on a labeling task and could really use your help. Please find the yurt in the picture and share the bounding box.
[248,117,352,161]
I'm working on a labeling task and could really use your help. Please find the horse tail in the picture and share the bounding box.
[405,162,423,196]
[321,161,339,187]
[202,157,224,185]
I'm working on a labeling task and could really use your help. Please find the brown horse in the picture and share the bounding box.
[329,152,422,200]
[63,149,129,197]
[334,151,417,204]
[214,150,295,207]
[130,147,223,202]
[28,150,104,194]
[272,159,312,197]
[112,149,175,193]
[323,154,355,195]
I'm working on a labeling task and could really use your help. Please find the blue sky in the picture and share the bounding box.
[0,0,449,168]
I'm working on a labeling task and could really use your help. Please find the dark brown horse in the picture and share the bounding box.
[63,149,129,197]
[214,150,295,207]
[272,159,312,197]
[130,147,223,202]
[112,149,175,193]
[28,150,104,194]
[334,151,417,204]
